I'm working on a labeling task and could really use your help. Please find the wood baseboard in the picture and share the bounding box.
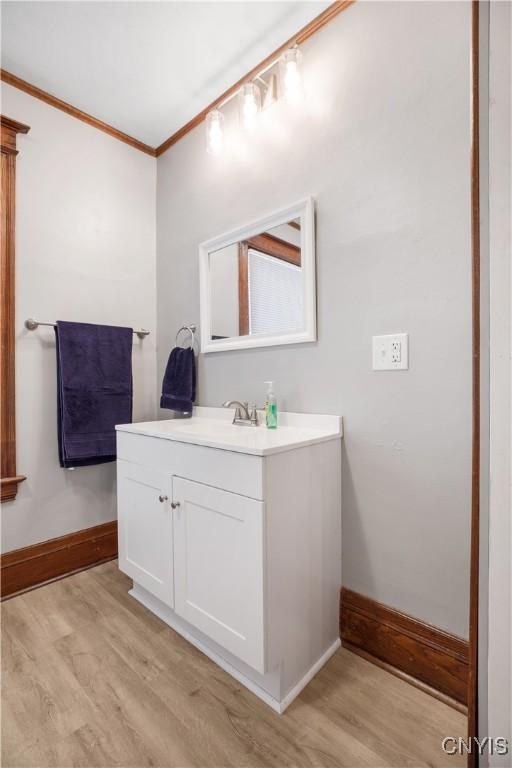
[1,520,118,599]
[340,588,469,710]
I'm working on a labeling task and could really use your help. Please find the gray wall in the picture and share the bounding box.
[1,84,157,553]
[157,2,472,638]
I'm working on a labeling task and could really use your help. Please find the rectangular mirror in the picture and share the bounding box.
[199,198,316,352]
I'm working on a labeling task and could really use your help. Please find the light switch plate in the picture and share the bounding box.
[372,333,409,371]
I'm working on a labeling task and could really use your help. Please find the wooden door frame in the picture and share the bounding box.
[468,1,481,764]
[0,115,29,502]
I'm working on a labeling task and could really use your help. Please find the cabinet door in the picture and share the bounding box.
[117,460,174,607]
[173,477,265,673]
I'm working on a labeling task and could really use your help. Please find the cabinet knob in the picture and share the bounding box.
[171,501,180,509]
[158,494,168,503]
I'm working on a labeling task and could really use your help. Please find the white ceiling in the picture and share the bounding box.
[1,1,330,147]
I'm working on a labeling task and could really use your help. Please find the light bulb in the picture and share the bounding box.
[205,109,225,156]
[280,47,303,103]
[238,83,261,131]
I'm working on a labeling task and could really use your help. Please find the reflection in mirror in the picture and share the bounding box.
[200,197,315,352]
[209,219,302,341]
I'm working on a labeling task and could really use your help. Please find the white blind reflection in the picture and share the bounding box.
[248,249,303,335]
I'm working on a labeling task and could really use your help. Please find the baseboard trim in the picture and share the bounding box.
[279,638,341,713]
[1,521,118,599]
[340,588,469,710]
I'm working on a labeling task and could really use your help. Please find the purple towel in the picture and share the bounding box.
[55,321,133,468]
[160,346,196,414]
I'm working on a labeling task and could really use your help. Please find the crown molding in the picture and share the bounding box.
[0,69,156,156]
[0,1,354,158]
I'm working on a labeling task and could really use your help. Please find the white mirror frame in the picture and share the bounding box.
[199,197,316,353]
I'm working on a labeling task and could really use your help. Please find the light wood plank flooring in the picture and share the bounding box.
[2,561,466,768]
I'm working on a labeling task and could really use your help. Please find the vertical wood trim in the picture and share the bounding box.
[0,116,29,502]
[238,242,249,336]
[0,153,15,476]
[468,1,481,763]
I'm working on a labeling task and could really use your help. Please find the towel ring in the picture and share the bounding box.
[175,325,197,349]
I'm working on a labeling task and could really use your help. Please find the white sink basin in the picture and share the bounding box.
[116,406,342,456]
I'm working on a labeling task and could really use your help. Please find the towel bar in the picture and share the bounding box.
[25,318,150,339]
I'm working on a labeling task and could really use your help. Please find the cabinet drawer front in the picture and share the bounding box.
[117,432,263,500]
[117,461,174,607]
[173,477,265,673]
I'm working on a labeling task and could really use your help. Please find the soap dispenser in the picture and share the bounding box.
[264,381,278,429]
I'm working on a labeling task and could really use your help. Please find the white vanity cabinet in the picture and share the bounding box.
[116,407,342,713]
[173,477,265,672]
[117,463,174,607]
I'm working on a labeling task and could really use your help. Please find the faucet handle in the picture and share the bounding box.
[249,403,260,425]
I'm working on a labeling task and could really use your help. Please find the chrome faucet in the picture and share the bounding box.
[223,400,259,426]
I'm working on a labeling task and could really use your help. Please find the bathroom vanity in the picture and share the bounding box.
[116,406,342,712]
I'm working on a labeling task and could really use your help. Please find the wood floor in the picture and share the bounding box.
[1,561,466,768]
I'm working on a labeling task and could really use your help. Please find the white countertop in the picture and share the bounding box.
[116,406,342,456]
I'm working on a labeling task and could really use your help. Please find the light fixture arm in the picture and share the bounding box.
[255,74,269,92]
[214,50,285,112]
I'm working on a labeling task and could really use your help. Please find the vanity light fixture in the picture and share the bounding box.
[239,82,261,131]
[280,46,303,103]
[206,109,225,156]
[205,44,303,155]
